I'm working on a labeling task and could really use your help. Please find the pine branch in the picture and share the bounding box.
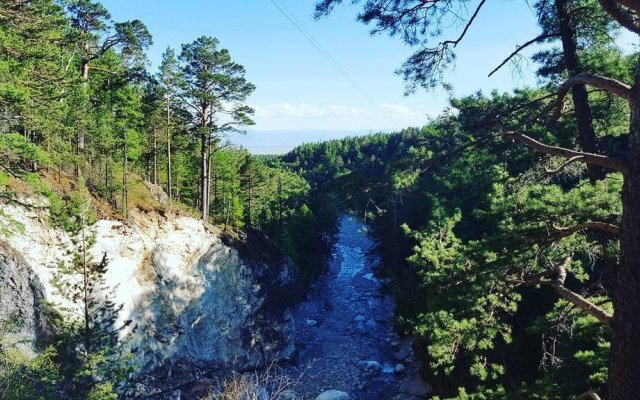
[553,222,621,237]
[502,131,628,174]
[597,0,640,34]
[575,389,603,400]
[555,74,633,119]
[511,258,613,325]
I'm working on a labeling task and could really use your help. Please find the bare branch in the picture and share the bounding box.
[553,222,621,237]
[508,269,556,287]
[488,33,556,77]
[89,66,123,76]
[442,0,487,48]
[503,131,629,174]
[545,155,585,174]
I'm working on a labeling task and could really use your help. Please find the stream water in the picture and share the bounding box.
[283,215,431,399]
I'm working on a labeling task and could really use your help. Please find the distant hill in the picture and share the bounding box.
[229,129,388,154]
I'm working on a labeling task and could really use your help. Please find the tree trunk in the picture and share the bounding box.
[608,82,640,400]
[200,133,209,221]
[247,184,252,228]
[213,171,218,212]
[166,97,172,200]
[153,128,157,185]
[277,176,283,222]
[76,57,90,178]
[80,58,89,152]
[555,0,605,182]
[80,213,91,357]
[123,129,128,219]
[206,145,212,220]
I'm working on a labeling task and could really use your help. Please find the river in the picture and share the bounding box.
[283,215,431,399]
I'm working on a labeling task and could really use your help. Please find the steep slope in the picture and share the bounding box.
[0,202,301,382]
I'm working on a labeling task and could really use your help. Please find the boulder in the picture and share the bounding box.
[365,319,377,331]
[359,360,382,372]
[316,390,350,400]
[394,337,414,361]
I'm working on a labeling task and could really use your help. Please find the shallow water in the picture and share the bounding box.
[283,216,428,399]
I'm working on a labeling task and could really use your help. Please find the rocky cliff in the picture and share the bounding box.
[0,202,300,380]
[0,239,49,352]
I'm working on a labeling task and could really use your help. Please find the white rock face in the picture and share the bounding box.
[0,203,299,373]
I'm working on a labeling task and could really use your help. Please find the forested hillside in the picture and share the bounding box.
[0,0,332,271]
[279,0,637,398]
[0,1,329,398]
[279,105,620,398]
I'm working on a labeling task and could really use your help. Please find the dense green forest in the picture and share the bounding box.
[1,0,640,399]
[0,1,331,398]
[303,0,638,398]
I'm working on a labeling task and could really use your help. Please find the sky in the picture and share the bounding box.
[100,0,634,152]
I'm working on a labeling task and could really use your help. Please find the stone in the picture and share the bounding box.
[394,337,414,361]
[144,181,169,204]
[316,390,350,400]
[394,363,406,373]
[306,319,318,327]
[382,363,396,373]
[359,360,382,372]
[365,319,377,331]
[354,315,366,322]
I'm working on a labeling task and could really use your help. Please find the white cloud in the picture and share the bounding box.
[377,104,417,117]
[251,102,429,130]
[254,102,368,119]
[253,102,420,119]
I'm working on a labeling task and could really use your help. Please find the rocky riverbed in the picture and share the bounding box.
[283,216,432,399]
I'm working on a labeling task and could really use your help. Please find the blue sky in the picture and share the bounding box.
[101,1,633,151]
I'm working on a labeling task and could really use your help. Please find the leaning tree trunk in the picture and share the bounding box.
[555,0,605,182]
[609,81,640,400]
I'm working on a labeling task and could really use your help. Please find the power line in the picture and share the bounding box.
[267,0,403,130]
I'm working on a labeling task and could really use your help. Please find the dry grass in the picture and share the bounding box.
[202,362,304,400]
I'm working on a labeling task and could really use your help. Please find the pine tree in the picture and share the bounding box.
[178,36,255,221]
[157,47,182,200]
[51,192,134,399]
